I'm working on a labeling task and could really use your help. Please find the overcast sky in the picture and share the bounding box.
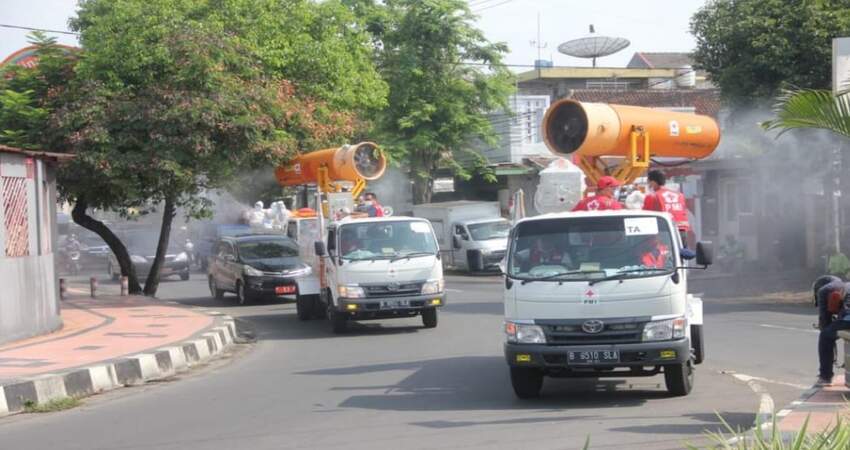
[1,0,708,70]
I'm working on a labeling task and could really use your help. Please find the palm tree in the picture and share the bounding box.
[762,88,850,138]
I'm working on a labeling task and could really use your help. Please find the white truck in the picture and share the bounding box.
[413,201,509,272]
[502,210,711,398]
[295,214,446,334]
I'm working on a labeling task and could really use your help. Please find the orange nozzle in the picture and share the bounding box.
[275,142,386,186]
[542,100,720,159]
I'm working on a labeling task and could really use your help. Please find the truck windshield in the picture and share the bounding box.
[468,220,510,241]
[509,216,676,282]
[339,221,438,260]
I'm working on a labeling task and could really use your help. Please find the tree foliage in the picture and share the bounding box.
[362,0,513,204]
[691,0,850,104]
[762,88,850,140]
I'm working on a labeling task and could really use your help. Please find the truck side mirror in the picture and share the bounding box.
[453,235,461,250]
[314,241,327,257]
[695,241,713,267]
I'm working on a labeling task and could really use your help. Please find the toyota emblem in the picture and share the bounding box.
[387,282,400,291]
[581,320,605,334]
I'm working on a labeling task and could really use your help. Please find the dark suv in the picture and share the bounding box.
[207,234,311,304]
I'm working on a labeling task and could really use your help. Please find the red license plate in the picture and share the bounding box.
[275,285,296,295]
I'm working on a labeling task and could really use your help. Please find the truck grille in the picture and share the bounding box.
[484,251,505,265]
[363,282,423,298]
[540,320,646,345]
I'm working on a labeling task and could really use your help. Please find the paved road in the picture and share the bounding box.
[0,272,818,449]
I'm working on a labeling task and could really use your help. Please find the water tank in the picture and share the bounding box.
[675,65,696,88]
[534,59,553,69]
[533,158,585,214]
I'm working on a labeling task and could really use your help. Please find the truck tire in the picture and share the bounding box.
[422,308,438,328]
[691,325,705,364]
[664,360,694,396]
[296,295,312,321]
[510,367,543,399]
[329,308,348,334]
[467,250,484,272]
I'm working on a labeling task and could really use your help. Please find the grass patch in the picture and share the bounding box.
[688,413,850,449]
[23,396,81,413]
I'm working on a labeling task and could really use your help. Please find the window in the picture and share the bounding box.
[338,221,437,260]
[3,176,30,257]
[454,224,468,239]
[509,216,675,281]
[286,222,297,240]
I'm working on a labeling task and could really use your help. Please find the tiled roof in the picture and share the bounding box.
[566,89,722,118]
[627,52,694,69]
[0,144,74,161]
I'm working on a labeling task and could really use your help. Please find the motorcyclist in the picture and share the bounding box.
[62,234,82,274]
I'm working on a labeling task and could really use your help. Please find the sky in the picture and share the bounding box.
[1,0,709,70]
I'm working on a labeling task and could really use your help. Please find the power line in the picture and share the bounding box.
[0,23,79,36]
[472,0,519,13]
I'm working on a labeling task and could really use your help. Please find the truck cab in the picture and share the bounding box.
[450,218,510,271]
[305,216,446,334]
[502,210,711,398]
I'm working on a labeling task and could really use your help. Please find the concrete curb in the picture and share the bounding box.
[0,306,238,417]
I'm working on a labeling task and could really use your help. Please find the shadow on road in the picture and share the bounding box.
[609,411,755,435]
[296,356,671,412]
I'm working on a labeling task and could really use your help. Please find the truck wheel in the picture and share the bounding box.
[664,360,694,396]
[296,295,312,321]
[314,294,328,319]
[691,325,705,364]
[510,367,543,399]
[421,308,438,328]
[208,277,225,300]
[329,308,348,334]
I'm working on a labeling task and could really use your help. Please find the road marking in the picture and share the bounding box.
[722,371,809,390]
[759,324,818,335]
[777,409,792,417]
[445,288,463,293]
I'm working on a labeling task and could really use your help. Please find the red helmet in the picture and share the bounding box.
[597,176,621,190]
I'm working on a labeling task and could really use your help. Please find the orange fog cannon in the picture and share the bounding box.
[541,100,721,185]
[275,142,387,197]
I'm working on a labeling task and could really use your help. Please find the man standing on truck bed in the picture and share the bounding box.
[643,169,690,247]
[571,176,623,211]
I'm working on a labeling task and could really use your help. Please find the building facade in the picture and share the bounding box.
[0,145,67,344]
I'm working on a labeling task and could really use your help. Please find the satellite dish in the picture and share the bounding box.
[557,25,630,67]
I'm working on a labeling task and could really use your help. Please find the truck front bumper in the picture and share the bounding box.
[505,339,690,374]
[337,293,446,320]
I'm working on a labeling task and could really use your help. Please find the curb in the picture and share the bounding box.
[0,305,238,417]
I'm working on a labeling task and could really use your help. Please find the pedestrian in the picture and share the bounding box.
[815,279,850,385]
[643,169,690,247]
[571,176,624,211]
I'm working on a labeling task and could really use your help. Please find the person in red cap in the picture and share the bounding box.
[643,169,690,247]
[571,176,624,211]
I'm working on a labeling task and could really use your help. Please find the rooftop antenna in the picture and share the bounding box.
[558,24,630,67]
[530,12,548,70]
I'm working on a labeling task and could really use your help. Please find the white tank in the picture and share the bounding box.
[675,65,696,88]
[533,158,585,214]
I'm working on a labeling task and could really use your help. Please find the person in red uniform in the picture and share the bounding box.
[643,169,690,247]
[572,176,624,211]
[639,236,670,269]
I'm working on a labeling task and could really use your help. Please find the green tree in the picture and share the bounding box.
[367,0,513,204]
[691,0,850,105]
[762,88,850,139]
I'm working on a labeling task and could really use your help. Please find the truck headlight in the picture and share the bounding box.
[243,265,264,277]
[175,252,188,262]
[338,285,366,299]
[642,317,686,341]
[505,321,547,344]
[283,265,311,277]
[421,278,444,295]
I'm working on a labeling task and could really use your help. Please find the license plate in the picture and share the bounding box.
[275,285,296,295]
[568,350,620,365]
[380,300,410,309]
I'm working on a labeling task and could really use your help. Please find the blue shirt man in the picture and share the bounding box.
[816,278,850,385]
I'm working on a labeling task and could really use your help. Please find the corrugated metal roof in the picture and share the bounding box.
[566,89,722,118]
[0,144,74,162]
